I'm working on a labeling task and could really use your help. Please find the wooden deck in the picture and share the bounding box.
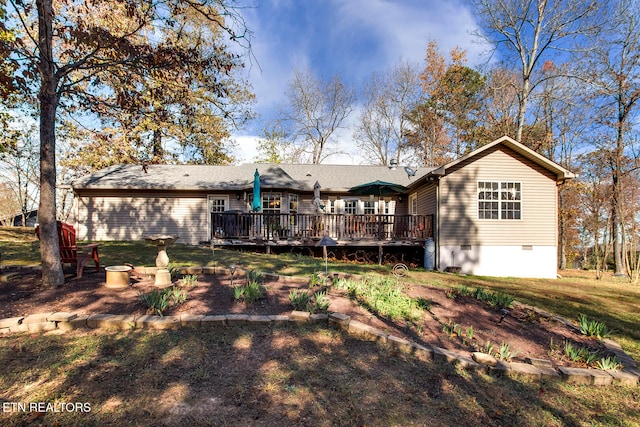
[211,213,433,265]
[211,212,433,243]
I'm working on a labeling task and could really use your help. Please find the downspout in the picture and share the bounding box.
[435,177,440,271]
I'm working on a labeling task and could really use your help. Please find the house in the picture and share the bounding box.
[69,136,574,278]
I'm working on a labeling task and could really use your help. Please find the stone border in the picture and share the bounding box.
[0,310,637,387]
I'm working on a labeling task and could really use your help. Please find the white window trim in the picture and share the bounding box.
[408,193,418,215]
[477,181,522,220]
[207,195,229,238]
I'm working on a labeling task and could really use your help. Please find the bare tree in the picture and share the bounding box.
[468,0,601,142]
[531,61,590,269]
[0,125,39,226]
[281,67,355,164]
[355,62,421,165]
[580,0,640,278]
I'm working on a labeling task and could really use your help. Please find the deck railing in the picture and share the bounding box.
[211,212,433,242]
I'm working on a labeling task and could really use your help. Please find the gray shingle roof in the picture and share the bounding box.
[71,163,435,193]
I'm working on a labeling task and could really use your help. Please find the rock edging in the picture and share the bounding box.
[1,310,637,387]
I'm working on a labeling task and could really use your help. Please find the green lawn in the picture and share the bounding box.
[1,226,639,426]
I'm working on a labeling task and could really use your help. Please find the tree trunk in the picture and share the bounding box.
[37,0,64,288]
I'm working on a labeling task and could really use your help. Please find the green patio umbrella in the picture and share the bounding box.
[348,180,407,196]
[251,169,262,212]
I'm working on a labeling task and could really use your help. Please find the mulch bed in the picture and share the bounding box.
[0,265,612,368]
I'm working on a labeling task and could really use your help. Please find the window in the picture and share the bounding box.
[288,194,298,213]
[363,200,376,214]
[409,193,418,215]
[344,200,357,214]
[262,193,281,213]
[478,181,521,220]
[209,196,227,213]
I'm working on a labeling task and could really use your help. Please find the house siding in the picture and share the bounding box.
[73,190,209,245]
[438,146,558,247]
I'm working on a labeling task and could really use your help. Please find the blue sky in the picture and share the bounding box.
[232,0,486,164]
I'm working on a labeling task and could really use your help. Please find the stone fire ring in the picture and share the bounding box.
[104,265,132,289]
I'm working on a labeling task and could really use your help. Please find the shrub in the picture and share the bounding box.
[309,271,325,288]
[288,289,331,313]
[310,291,331,314]
[597,356,621,370]
[234,281,265,304]
[246,269,264,285]
[182,274,199,287]
[496,342,519,361]
[289,288,311,311]
[578,314,611,339]
[138,285,189,316]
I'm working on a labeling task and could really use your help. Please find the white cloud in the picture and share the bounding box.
[233,0,485,165]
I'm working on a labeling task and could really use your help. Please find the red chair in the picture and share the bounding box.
[35,221,100,278]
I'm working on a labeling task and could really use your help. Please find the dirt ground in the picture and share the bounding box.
[0,265,611,368]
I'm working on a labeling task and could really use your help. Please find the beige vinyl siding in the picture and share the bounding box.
[418,182,437,216]
[438,146,557,246]
[74,190,208,245]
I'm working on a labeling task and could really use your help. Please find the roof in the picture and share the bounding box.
[71,136,575,193]
[426,136,575,182]
[71,163,435,192]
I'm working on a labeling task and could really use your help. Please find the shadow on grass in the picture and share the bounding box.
[1,326,639,426]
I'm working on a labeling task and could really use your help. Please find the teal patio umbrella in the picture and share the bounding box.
[252,169,262,212]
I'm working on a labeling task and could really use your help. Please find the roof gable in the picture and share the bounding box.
[430,136,575,181]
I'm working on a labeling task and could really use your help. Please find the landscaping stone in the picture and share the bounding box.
[387,335,413,354]
[180,314,205,328]
[247,315,272,324]
[290,311,310,322]
[607,370,639,386]
[225,314,249,325]
[268,315,290,324]
[328,312,350,329]
[201,315,227,327]
[489,361,511,377]
[590,370,614,386]
[0,317,24,328]
[509,362,548,379]
[472,352,498,367]
[201,266,216,275]
[180,266,202,275]
[67,315,89,330]
[558,367,596,385]
[22,313,55,324]
[526,357,554,368]
[538,366,561,378]
[48,312,78,322]
[411,344,434,362]
[432,347,460,363]
[136,315,180,330]
[456,355,482,371]
[309,313,329,323]
[26,322,57,333]
[348,320,384,342]
[105,315,138,330]
[87,314,116,328]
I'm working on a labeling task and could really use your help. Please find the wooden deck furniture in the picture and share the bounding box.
[35,221,100,278]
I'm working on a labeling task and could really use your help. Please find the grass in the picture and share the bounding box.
[2,226,640,425]
[1,327,639,427]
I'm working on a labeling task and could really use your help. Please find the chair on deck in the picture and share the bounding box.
[35,221,100,278]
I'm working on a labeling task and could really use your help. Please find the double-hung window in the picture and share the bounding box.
[478,181,521,220]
